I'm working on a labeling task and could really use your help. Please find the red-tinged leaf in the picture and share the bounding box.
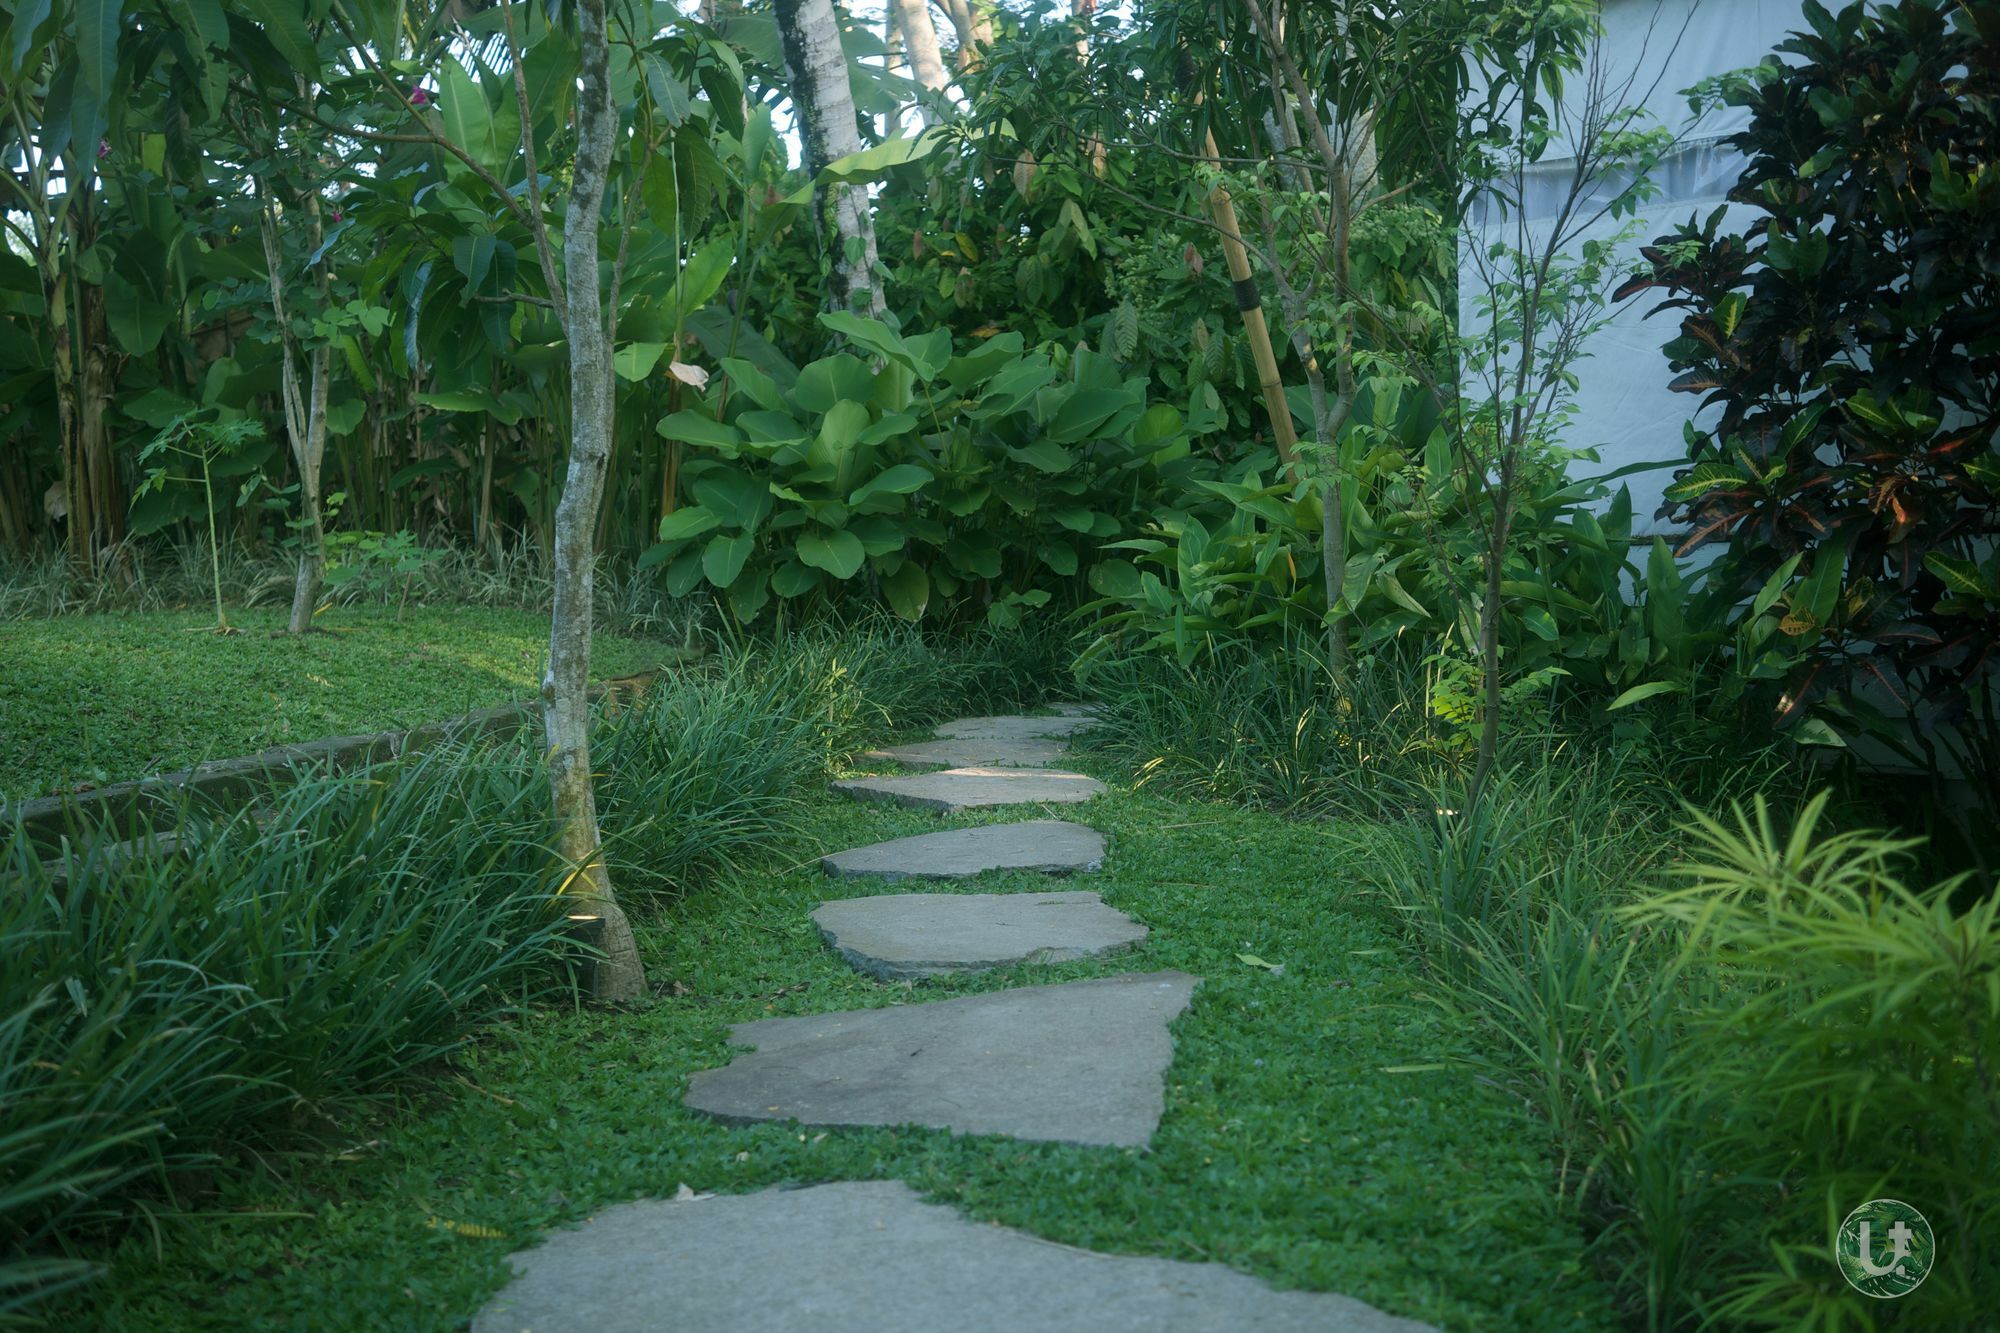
[1613,271,1660,301]
[1669,369,1724,395]
[1676,516,1736,556]
[1774,662,1827,723]
[1858,657,1907,707]
[1785,503,1832,535]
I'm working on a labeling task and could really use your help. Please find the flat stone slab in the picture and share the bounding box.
[833,767,1104,813]
[684,971,1199,1147]
[822,819,1105,881]
[859,736,1071,769]
[812,890,1145,980]
[474,1180,1435,1333]
[933,714,1100,740]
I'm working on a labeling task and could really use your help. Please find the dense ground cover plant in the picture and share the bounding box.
[0,740,578,1314]
[1626,0,2000,826]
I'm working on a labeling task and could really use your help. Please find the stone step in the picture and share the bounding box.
[821,820,1104,881]
[858,736,1070,770]
[473,1180,1435,1333]
[833,767,1104,814]
[932,714,1099,740]
[684,971,1199,1148]
[813,890,1144,981]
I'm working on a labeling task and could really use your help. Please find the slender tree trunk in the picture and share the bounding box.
[260,181,333,635]
[936,0,989,71]
[547,0,647,1003]
[1468,490,1511,806]
[889,0,950,107]
[52,268,120,573]
[1248,0,1382,669]
[774,0,887,319]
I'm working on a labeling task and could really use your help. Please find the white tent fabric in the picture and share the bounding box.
[1458,0,1808,534]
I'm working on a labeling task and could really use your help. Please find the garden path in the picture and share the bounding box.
[474,711,1436,1332]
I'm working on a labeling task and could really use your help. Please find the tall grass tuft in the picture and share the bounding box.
[1079,636,1459,820]
[0,738,577,1313]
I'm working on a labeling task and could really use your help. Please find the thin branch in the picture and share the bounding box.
[503,1,565,301]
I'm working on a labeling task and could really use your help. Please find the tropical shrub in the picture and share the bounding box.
[1624,0,2000,776]
[648,313,1213,626]
[1356,759,1997,1327]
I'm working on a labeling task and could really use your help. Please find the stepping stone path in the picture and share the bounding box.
[933,712,1099,740]
[473,1181,1435,1333]
[477,710,1437,1332]
[834,765,1105,813]
[813,890,1147,981]
[860,735,1071,769]
[821,819,1104,880]
[684,971,1198,1146]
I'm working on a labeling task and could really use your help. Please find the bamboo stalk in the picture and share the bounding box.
[1199,129,1299,477]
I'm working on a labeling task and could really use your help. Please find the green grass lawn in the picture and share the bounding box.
[0,607,680,802]
[64,767,1616,1331]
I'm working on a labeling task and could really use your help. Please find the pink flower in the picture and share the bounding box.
[331,210,345,224]
[408,86,430,107]
[97,139,110,159]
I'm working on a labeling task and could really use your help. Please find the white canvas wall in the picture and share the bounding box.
[1458,0,1808,534]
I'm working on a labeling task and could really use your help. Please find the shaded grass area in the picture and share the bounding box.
[65,777,1617,1332]
[0,606,679,801]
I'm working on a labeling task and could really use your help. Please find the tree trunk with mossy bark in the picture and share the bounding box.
[546,0,647,1003]
[774,0,886,318]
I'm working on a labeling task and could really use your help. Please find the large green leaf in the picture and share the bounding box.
[76,0,123,102]
[437,55,494,167]
[657,506,719,542]
[614,342,669,382]
[691,468,772,531]
[240,0,318,75]
[703,531,754,587]
[657,411,743,451]
[727,564,771,621]
[666,235,735,325]
[770,557,821,598]
[417,389,522,425]
[719,358,784,411]
[1046,387,1130,443]
[1008,441,1074,474]
[797,528,865,579]
[882,561,929,620]
[849,463,931,506]
[792,354,874,415]
[1607,680,1685,711]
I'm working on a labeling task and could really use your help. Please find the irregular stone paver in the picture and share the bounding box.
[473,1180,1436,1333]
[860,736,1071,770]
[684,971,1198,1147]
[833,766,1104,813]
[822,820,1105,881]
[933,714,1099,740]
[812,890,1144,980]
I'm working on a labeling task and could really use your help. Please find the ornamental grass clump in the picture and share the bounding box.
[0,738,574,1315]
